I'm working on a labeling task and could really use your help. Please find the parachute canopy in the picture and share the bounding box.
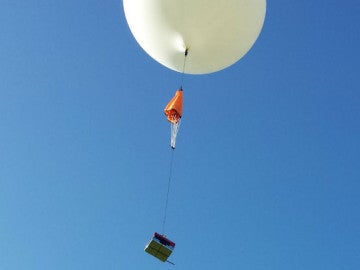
[164,90,183,124]
[123,0,266,74]
[164,90,183,149]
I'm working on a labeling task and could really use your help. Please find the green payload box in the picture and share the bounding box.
[144,233,175,262]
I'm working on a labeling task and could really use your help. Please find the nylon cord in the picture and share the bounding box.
[162,49,187,234]
[180,48,188,89]
[162,148,175,234]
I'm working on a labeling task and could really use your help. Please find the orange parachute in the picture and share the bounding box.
[164,90,183,124]
[164,90,183,149]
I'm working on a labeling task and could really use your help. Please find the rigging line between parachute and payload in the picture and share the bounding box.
[162,147,175,234]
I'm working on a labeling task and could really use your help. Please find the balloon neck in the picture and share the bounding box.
[184,48,188,57]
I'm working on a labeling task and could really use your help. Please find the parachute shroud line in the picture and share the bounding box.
[170,120,181,149]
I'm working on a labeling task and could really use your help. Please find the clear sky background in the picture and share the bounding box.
[1,1,359,269]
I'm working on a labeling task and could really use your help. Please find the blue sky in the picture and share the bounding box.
[0,1,359,269]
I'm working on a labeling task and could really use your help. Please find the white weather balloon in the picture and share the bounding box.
[123,0,266,74]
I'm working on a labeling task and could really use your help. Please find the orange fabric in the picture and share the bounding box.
[164,90,183,123]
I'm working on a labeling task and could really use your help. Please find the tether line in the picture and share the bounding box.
[161,48,187,234]
[162,148,175,234]
[180,48,189,90]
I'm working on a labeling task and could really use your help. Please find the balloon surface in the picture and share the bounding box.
[123,0,266,74]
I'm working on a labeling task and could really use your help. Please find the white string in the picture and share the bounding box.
[170,120,181,149]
